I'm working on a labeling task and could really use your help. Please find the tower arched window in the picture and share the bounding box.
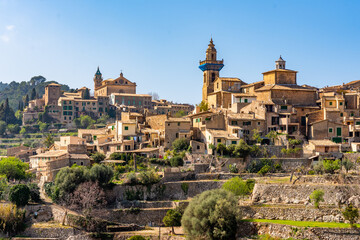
[212,54,215,60]
[211,73,216,82]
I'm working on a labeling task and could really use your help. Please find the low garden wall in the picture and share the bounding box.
[240,205,348,223]
[252,183,360,205]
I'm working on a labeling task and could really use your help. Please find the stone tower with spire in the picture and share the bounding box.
[94,66,103,90]
[199,38,224,103]
[275,56,286,69]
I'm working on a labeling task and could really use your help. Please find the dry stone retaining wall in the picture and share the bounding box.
[252,183,360,205]
[239,222,360,240]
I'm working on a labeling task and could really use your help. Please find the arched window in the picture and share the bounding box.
[211,73,216,82]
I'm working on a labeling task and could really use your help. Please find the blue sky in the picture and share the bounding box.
[0,0,360,104]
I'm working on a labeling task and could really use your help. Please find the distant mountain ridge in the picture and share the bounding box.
[0,76,70,111]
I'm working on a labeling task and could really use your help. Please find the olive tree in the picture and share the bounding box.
[181,189,241,240]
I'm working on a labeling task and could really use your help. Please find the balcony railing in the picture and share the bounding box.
[199,59,224,65]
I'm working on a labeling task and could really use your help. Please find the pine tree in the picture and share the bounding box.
[30,88,36,100]
[23,95,29,108]
[83,88,90,99]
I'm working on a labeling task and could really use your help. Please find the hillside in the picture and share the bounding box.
[0,76,70,110]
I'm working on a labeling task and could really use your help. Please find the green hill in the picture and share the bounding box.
[0,76,70,110]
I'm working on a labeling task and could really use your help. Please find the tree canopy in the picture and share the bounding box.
[0,157,29,180]
[182,189,241,240]
[0,77,69,110]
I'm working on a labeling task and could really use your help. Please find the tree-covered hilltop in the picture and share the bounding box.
[0,76,71,110]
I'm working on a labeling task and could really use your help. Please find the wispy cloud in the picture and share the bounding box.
[6,25,14,31]
[0,25,15,42]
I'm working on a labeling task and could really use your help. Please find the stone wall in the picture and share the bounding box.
[92,208,169,226]
[107,180,226,202]
[21,227,82,240]
[298,174,360,184]
[252,158,311,171]
[238,222,360,240]
[241,205,348,223]
[344,152,360,161]
[252,183,360,205]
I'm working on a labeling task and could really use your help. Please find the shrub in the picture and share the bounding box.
[89,164,114,188]
[258,165,271,176]
[309,189,324,209]
[228,164,239,173]
[28,183,41,203]
[127,236,146,240]
[149,158,170,166]
[222,177,254,197]
[226,144,236,157]
[323,159,341,174]
[313,161,324,174]
[109,152,126,160]
[51,164,113,203]
[182,189,241,240]
[181,182,189,195]
[247,158,276,173]
[308,170,315,175]
[138,169,161,186]
[343,204,359,227]
[125,172,138,185]
[245,179,255,193]
[9,184,30,207]
[91,152,106,164]
[169,156,184,167]
[0,203,26,236]
[172,138,189,152]
[342,159,355,173]
[216,143,227,156]
[232,139,251,158]
[163,209,182,234]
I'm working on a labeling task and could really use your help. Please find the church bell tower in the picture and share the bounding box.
[199,38,224,103]
[94,66,103,90]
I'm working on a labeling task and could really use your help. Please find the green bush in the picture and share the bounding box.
[228,164,238,173]
[182,189,241,240]
[169,156,184,167]
[163,209,182,234]
[343,204,359,227]
[181,182,189,195]
[138,169,161,186]
[323,159,341,174]
[172,138,189,152]
[49,164,113,203]
[28,183,41,203]
[222,177,254,196]
[91,152,106,163]
[246,158,277,174]
[258,165,271,176]
[342,159,355,173]
[127,236,146,240]
[149,158,170,166]
[232,139,251,158]
[9,184,30,206]
[310,189,324,209]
